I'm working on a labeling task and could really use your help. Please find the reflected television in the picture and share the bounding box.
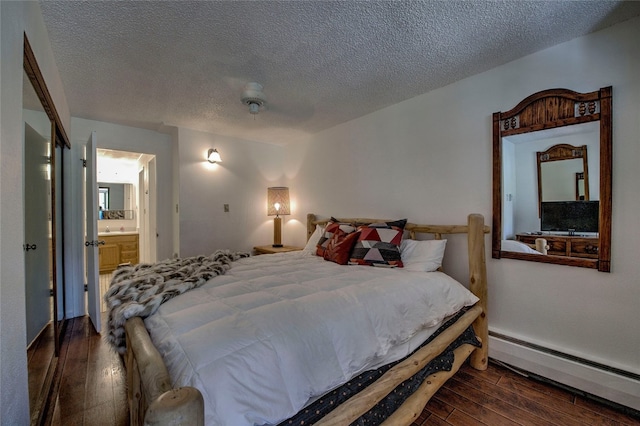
[541,201,599,233]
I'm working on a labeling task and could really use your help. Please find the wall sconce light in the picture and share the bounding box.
[207,148,221,163]
[267,187,290,247]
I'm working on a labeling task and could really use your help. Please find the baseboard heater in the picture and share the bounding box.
[489,331,640,415]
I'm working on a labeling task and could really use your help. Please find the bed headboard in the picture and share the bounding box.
[306,213,490,370]
[306,213,489,242]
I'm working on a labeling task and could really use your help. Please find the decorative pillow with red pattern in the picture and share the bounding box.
[323,231,361,265]
[349,222,405,267]
[315,219,356,257]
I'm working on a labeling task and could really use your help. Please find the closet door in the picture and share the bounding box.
[85,131,101,333]
[24,122,52,345]
[53,143,65,349]
[24,34,70,424]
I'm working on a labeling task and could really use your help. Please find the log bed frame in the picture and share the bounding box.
[124,213,490,425]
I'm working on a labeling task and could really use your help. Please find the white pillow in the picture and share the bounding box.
[303,224,326,253]
[400,239,447,272]
[501,239,542,254]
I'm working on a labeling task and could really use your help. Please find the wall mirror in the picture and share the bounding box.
[492,87,612,272]
[98,182,135,220]
[538,143,590,206]
[23,34,70,424]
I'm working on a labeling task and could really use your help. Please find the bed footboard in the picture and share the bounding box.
[315,304,482,426]
[125,317,204,426]
[381,342,477,425]
[467,213,488,371]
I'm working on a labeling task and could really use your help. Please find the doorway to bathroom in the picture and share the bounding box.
[96,148,157,312]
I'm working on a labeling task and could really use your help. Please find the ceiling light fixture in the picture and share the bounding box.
[241,82,266,116]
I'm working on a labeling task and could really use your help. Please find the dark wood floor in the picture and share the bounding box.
[39,315,639,425]
[48,314,128,426]
[27,323,56,425]
[412,362,639,426]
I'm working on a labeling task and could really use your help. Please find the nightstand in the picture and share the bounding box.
[253,245,304,255]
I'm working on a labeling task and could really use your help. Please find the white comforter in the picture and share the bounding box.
[144,251,479,425]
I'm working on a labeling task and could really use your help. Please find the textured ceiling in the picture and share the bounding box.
[39,1,640,146]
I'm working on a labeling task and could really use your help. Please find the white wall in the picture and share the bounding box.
[64,118,175,317]
[502,140,516,238]
[1,2,71,422]
[84,123,285,261]
[285,17,640,408]
[176,127,284,256]
[70,118,174,258]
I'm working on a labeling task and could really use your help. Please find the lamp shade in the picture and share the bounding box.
[267,187,290,216]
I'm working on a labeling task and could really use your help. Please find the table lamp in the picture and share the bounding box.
[267,187,290,247]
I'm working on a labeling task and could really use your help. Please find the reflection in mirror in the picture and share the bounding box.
[542,157,585,199]
[54,143,65,351]
[537,143,590,210]
[24,34,71,424]
[502,123,599,237]
[576,172,585,200]
[24,68,56,420]
[97,182,135,220]
[493,87,612,272]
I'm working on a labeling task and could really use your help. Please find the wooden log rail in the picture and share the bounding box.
[125,317,204,425]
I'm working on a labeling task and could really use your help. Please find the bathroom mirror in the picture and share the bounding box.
[98,182,135,220]
[492,87,612,272]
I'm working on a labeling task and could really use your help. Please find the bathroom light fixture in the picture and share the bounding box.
[207,148,221,163]
[267,187,290,247]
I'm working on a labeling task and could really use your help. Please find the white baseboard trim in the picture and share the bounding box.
[489,335,640,412]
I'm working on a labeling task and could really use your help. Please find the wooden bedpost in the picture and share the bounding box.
[125,317,204,425]
[467,214,488,370]
[144,387,204,425]
[307,213,317,241]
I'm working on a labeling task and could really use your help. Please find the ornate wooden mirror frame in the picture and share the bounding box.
[537,143,590,213]
[492,87,612,272]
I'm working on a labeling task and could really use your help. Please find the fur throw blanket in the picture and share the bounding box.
[104,249,250,354]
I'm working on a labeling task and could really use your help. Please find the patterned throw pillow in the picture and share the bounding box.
[355,218,408,229]
[315,219,356,257]
[349,223,405,267]
[323,231,361,265]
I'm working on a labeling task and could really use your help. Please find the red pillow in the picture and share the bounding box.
[316,220,356,257]
[323,231,360,265]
